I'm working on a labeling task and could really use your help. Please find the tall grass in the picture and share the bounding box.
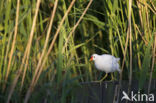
[0,0,155,103]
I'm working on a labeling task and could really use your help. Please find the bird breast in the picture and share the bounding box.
[95,59,111,72]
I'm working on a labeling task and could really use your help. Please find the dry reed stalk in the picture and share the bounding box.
[2,31,13,90]
[24,0,76,103]
[21,0,41,90]
[135,24,148,45]
[146,2,156,14]
[3,0,20,91]
[137,0,156,14]
[6,0,20,102]
[117,28,129,103]
[33,0,77,86]
[149,0,156,12]
[147,34,156,95]
[33,0,58,87]
[62,0,93,53]
[136,0,143,29]
[144,1,150,39]
[20,0,58,91]
[7,0,41,102]
[117,0,133,101]
[127,0,133,103]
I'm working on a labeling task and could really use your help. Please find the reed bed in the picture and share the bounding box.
[0,0,155,103]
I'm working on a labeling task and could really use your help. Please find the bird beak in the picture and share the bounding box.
[90,56,93,61]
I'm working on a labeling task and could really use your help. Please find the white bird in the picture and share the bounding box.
[90,54,121,82]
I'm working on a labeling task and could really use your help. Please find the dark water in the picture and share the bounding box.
[75,80,156,103]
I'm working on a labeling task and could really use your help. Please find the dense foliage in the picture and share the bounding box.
[0,0,155,103]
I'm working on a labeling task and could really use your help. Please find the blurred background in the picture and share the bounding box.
[0,0,155,103]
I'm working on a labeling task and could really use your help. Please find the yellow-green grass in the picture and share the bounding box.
[0,0,155,103]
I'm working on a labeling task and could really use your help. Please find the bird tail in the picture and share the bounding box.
[117,67,121,73]
[115,57,121,73]
[116,58,120,62]
[116,59,121,73]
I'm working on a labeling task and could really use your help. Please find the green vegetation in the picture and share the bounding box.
[0,0,155,103]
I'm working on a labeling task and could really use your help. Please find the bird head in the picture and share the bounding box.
[90,54,98,61]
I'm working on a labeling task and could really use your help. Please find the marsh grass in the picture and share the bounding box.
[0,0,155,103]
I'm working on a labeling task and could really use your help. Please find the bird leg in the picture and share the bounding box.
[99,73,108,82]
[110,73,117,81]
[111,73,114,81]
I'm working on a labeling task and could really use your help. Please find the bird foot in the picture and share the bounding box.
[110,78,117,81]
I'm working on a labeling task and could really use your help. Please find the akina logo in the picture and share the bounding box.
[121,91,154,102]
